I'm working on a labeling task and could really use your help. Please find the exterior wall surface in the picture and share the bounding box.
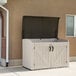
[5,0,76,59]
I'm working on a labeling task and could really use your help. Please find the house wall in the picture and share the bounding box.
[5,0,76,59]
[0,8,7,59]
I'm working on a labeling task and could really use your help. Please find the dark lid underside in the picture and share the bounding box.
[22,16,60,39]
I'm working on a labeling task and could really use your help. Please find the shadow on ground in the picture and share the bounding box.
[0,66,29,73]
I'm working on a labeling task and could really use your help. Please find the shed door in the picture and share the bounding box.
[49,43,67,67]
[34,43,49,69]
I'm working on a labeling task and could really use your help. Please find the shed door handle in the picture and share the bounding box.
[49,46,51,52]
[52,46,54,52]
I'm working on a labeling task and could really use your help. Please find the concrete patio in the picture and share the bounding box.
[0,62,76,76]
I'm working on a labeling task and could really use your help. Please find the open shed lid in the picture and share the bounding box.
[22,16,60,39]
